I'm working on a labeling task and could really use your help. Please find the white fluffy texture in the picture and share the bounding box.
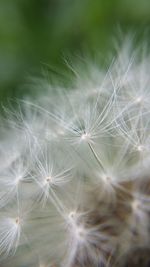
[0,42,150,267]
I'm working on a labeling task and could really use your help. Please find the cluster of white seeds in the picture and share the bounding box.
[0,43,150,267]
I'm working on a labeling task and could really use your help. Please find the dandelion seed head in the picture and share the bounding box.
[1,39,150,267]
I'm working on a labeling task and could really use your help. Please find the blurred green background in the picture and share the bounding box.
[0,0,150,101]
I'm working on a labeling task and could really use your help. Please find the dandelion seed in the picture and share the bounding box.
[0,216,21,258]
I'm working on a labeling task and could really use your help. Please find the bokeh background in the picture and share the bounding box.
[0,0,150,101]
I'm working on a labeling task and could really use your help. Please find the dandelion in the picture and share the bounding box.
[1,39,150,267]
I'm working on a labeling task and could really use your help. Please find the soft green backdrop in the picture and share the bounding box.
[0,0,150,100]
